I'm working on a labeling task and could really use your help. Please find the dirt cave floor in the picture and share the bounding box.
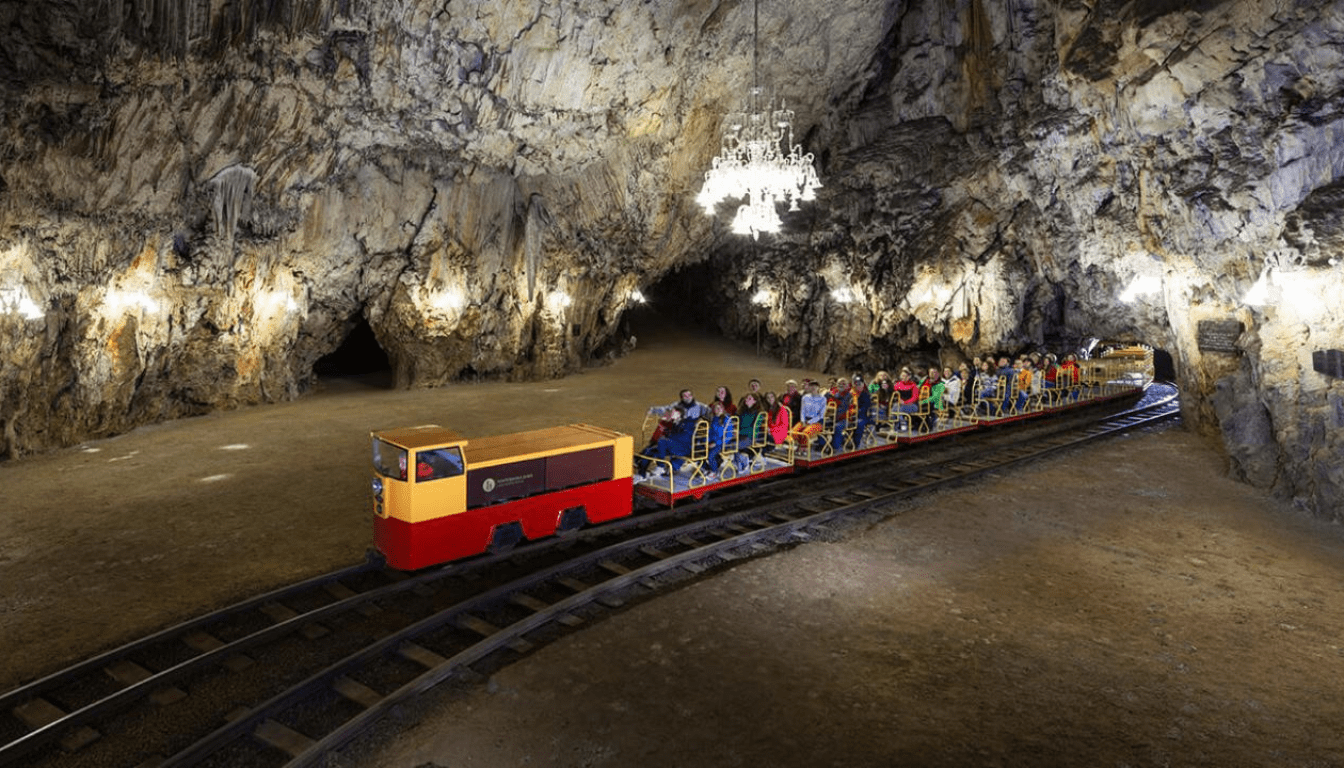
[3,314,1344,767]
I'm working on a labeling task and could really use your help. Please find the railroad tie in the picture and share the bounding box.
[557,575,624,608]
[182,627,253,670]
[331,676,383,710]
[258,602,299,623]
[456,614,533,654]
[397,641,449,669]
[253,718,315,758]
[508,592,584,627]
[323,580,382,616]
[12,698,101,752]
[104,659,187,706]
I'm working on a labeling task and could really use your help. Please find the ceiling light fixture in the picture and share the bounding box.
[695,0,821,240]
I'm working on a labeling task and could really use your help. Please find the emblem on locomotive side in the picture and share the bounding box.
[482,478,496,493]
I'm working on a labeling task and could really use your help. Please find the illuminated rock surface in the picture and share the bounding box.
[0,0,1341,518]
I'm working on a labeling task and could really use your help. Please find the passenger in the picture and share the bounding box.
[995,356,1016,414]
[781,379,803,426]
[851,374,873,445]
[869,370,891,395]
[704,401,736,476]
[873,375,896,421]
[975,359,997,414]
[942,366,962,412]
[737,392,765,446]
[892,367,920,430]
[1060,354,1081,399]
[1041,353,1059,401]
[915,366,944,431]
[763,391,790,445]
[830,377,856,451]
[958,362,974,405]
[746,378,763,398]
[712,385,737,416]
[636,407,696,477]
[1016,358,1034,411]
[788,381,827,446]
[648,389,709,422]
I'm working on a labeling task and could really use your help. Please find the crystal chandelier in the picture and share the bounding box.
[695,0,821,240]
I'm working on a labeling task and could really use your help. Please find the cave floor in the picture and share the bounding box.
[3,314,1344,767]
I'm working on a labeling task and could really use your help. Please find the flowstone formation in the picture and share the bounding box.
[0,0,1342,521]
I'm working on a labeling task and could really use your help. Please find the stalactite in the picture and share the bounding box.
[207,165,258,246]
[94,0,353,59]
[524,194,553,302]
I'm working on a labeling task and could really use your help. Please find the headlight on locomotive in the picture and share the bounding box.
[371,477,385,515]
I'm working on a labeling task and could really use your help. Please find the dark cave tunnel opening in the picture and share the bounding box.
[313,313,393,387]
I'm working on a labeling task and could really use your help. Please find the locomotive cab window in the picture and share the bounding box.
[414,447,465,482]
[372,439,408,480]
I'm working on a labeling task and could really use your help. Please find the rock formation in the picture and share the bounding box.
[0,0,1341,520]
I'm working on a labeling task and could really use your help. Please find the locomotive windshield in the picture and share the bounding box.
[372,438,408,480]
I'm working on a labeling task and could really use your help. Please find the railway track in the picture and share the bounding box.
[0,384,1180,768]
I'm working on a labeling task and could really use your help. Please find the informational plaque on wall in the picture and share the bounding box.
[1197,319,1244,353]
[1314,350,1344,378]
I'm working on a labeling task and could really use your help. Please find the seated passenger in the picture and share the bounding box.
[736,392,768,470]
[712,385,737,416]
[996,357,1016,414]
[975,359,997,414]
[851,374,873,444]
[704,401,736,476]
[893,368,920,429]
[942,366,962,412]
[873,375,896,421]
[648,389,709,421]
[1016,359,1035,411]
[829,377,856,451]
[915,366,944,431]
[763,391,790,445]
[788,381,827,445]
[637,407,696,477]
[1060,354,1081,400]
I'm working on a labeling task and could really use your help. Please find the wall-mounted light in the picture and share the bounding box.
[1243,267,1272,306]
[830,287,855,304]
[106,289,160,315]
[547,290,572,311]
[0,286,44,320]
[1119,274,1162,303]
[630,289,646,304]
[430,289,465,311]
[751,289,772,306]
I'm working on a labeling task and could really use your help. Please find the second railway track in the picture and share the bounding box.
[0,384,1181,768]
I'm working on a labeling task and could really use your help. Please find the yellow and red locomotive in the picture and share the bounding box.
[371,423,633,570]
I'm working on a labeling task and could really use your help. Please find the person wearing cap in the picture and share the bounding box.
[851,373,873,446]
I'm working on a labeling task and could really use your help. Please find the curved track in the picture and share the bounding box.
[0,384,1180,768]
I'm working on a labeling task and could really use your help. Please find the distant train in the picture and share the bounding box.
[370,350,1154,570]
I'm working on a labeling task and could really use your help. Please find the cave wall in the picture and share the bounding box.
[674,0,1344,519]
[1,0,1342,521]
